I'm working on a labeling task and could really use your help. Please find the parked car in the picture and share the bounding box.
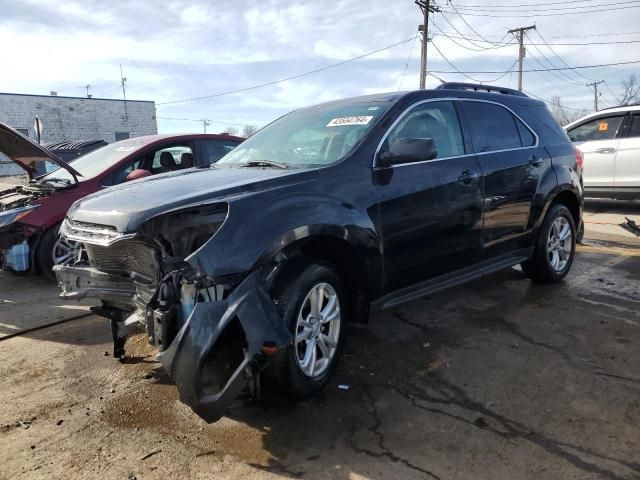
[44,139,109,162]
[55,83,583,422]
[0,126,243,277]
[565,104,640,199]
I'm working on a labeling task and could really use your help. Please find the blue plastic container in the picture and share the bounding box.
[3,241,30,272]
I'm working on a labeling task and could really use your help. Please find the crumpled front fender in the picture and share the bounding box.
[158,271,291,423]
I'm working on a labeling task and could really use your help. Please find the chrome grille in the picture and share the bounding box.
[87,241,158,280]
[61,219,133,246]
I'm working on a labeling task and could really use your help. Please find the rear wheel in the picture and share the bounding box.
[267,261,346,399]
[521,204,576,284]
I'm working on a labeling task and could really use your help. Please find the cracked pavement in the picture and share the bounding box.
[0,198,638,480]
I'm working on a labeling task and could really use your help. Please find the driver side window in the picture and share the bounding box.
[382,101,465,159]
[109,158,144,185]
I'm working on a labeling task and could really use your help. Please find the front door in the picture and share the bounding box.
[614,113,640,193]
[374,100,483,293]
[459,100,547,258]
[567,114,627,194]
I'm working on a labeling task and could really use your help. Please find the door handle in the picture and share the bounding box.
[595,147,616,154]
[458,170,479,185]
[528,155,543,166]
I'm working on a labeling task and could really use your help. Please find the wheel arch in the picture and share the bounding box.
[263,230,379,324]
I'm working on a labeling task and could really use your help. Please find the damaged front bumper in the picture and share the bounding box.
[56,262,291,423]
[158,271,290,422]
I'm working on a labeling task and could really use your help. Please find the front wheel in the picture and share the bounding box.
[36,223,80,281]
[267,261,346,400]
[521,204,576,284]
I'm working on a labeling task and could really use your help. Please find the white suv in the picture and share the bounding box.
[566,105,640,199]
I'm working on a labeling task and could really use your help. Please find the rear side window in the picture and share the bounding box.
[567,115,625,142]
[463,102,522,152]
[515,117,536,146]
[629,115,640,138]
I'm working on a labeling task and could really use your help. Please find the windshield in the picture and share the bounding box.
[41,140,147,182]
[217,101,390,168]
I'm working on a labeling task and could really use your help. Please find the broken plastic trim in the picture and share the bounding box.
[158,270,291,423]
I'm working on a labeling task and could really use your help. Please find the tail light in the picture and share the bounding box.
[575,147,584,171]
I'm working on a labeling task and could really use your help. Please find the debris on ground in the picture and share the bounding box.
[56,420,64,426]
[140,449,162,461]
[620,217,640,237]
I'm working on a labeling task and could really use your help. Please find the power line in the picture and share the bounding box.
[398,35,420,90]
[430,39,518,83]
[157,36,416,106]
[431,32,640,45]
[430,28,640,40]
[524,55,582,87]
[447,2,513,46]
[454,0,638,7]
[431,19,514,51]
[437,12,503,50]
[157,116,249,127]
[445,0,640,12]
[524,33,585,85]
[439,3,640,17]
[426,58,640,73]
[531,30,594,83]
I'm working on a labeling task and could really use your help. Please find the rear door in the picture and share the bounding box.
[375,100,484,293]
[459,100,548,258]
[614,113,640,193]
[567,114,626,192]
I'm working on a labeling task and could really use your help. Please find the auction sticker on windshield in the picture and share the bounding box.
[327,116,373,127]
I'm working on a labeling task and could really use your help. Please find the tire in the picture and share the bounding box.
[576,219,585,244]
[267,260,347,400]
[36,223,63,281]
[521,204,576,284]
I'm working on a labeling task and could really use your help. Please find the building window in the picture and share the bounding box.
[16,128,29,137]
[115,132,130,141]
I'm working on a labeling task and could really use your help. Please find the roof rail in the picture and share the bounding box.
[435,82,528,97]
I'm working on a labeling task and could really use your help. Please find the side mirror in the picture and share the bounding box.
[378,137,438,167]
[125,169,152,182]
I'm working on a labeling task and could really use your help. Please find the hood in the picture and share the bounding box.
[67,166,317,232]
[0,123,82,181]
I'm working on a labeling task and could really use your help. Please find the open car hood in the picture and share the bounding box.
[0,123,82,181]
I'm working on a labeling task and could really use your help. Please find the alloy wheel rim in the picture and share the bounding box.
[52,236,81,265]
[547,216,572,272]
[294,282,341,378]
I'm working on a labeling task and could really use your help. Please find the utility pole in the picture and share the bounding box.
[586,80,604,111]
[508,25,536,91]
[85,84,91,98]
[416,0,440,89]
[202,119,211,133]
[120,64,128,121]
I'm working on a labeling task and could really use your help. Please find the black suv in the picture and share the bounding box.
[56,83,583,422]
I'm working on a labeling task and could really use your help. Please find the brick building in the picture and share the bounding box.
[0,92,157,176]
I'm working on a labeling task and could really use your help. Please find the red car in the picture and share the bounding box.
[0,124,243,278]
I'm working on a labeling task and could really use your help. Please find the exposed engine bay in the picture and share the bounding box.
[55,204,291,422]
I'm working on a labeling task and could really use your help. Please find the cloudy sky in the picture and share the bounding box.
[2,0,639,133]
